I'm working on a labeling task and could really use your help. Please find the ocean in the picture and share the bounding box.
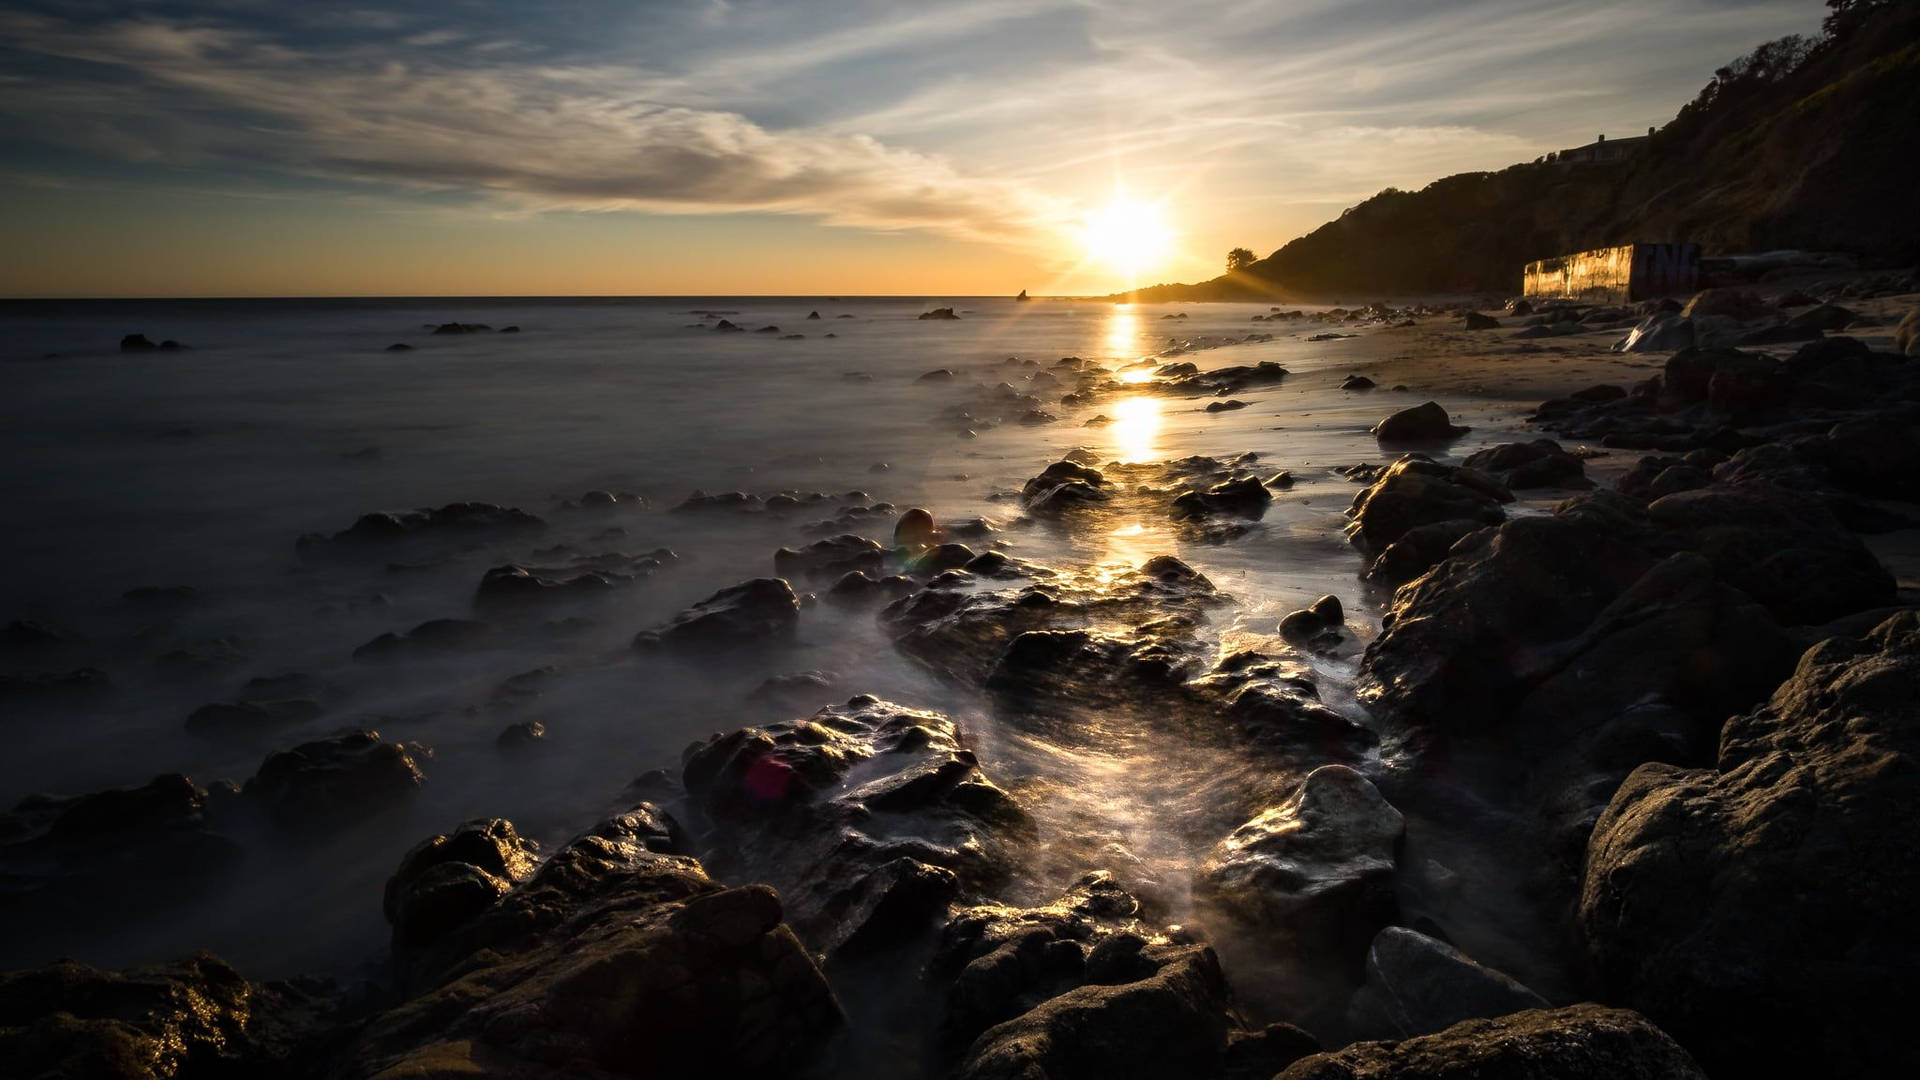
[0,296,1527,984]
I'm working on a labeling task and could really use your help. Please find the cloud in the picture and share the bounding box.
[0,12,1078,250]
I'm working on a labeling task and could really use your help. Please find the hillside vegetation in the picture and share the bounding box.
[1131,0,1919,300]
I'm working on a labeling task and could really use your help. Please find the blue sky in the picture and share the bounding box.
[0,0,1822,295]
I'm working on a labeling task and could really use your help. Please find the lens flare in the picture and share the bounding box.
[1079,195,1173,280]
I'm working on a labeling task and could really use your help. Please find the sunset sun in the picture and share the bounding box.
[1078,195,1173,279]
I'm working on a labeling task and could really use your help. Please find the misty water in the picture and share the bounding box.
[0,297,1554,1005]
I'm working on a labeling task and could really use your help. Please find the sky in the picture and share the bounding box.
[0,0,1822,297]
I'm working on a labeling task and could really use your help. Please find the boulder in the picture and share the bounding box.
[474,564,626,609]
[1462,312,1499,330]
[1372,402,1469,444]
[118,333,159,352]
[1195,766,1403,976]
[1612,314,1693,353]
[919,308,961,320]
[1785,302,1856,331]
[633,578,800,649]
[773,534,885,580]
[1341,375,1376,391]
[1278,1005,1705,1080]
[895,507,939,551]
[384,818,540,957]
[1460,440,1591,490]
[1344,457,1507,563]
[242,730,428,830]
[1579,611,1920,1078]
[1345,927,1548,1040]
[1170,476,1272,521]
[1363,519,1487,587]
[1680,288,1771,322]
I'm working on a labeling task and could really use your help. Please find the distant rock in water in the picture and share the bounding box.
[918,307,960,320]
[1341,374,1376,391]
[755,325,780,333]
[298,502,545,551]
[806,310,821,319]
[384,343,413,352]
[429,322,491,335]
[634,578,800,649]
[712,319,744,332]
[119,333,185,352]
[1015,289,1029,301]
[499,325,521,333]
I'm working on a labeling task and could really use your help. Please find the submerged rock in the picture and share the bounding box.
[774,534,885,580]
[1344,927,1548,1041]
[242,730,428,831]
[633,578,799,649]
[1579,611,1920,1077]
[298,502,544,551]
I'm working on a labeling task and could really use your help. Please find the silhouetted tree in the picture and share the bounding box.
[1226,248,1257,272]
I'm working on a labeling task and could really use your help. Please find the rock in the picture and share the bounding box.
[1507,299,1534,316]
[1461,439,1592,490]
[918,367,957,380]
[713,318,743,331]
[430,322,490,334]
[1363,519,1486,586]
[1170,476,1271,521]
[118,333,159,352]
[474,564,626,609]
[299,502,544,550]
[1345,927,1548,1041]
[345,806,843,1077]
[1681,288,1771,322]
[1019,460,1110,515]
[680,697,1024,956]
[1205,399,1248,413]
[1196,766,1404,976]
[633,578,799,649]
[825,570,917,606]
[1462,312,1499,330]
[0,952,330,1079]
[1894,307,1918,355]
[384,818,540,954]
[1344,456,1507,564]
[384,342,413,352]
[1372,402,1468,444]
[242,730,428,830]
[807,310,821,319]
[774,534,884,580]
[1277,1005,1706,1079]
[1340,375,1376,391]
[1579,611,1920,1077]
[895,507,939,551]
[496,720,546,749]
[353,618,494,661]
[1612,314,1693,353]
[185,698,320,735]
[919,308,961,320]
[1278,595,1344,645]
[1785,302,1858,331]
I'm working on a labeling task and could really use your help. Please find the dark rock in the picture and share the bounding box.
[918,367,957,380]
[919,308,961,320]
[1341,375,1376,391]
[895,507,939,551]
[1278,595,1344,645]
[185,699,320,735]
[118,334,159,352]
[1612,314,1693,353]
[1462,312,1499,330]
[1196,765,1403,978]
[1786,303,1856,331]
[1580,611,1920,1078]
[474,564,626,610]
[1205,399,1248,413]
[384,818,539,954]
[825,570,917,606]
[299,502,544,550]
[242,730,428,830]
[1461,439,1592,490]
[384,342,413,352]
[430,322,490,335]
[353,618,494,661]
[1733,323,1821,347]
[1170,476,1271,521]
[633,578,799,649]
[775,534,884,580]
[1372,402,1468,444]
[712,318,743,331]
[1344,457,1507,565]
[1345,926,1548,1041]
[1277,1005,1706,1079]
[495,720,546,749]
[1020,460,1110,514]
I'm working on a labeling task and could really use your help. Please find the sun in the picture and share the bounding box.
[1078,195,1173,280]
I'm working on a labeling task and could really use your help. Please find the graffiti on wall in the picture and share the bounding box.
[1523,243,1698,303]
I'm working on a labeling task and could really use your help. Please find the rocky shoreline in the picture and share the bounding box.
[4,286,1918,1078]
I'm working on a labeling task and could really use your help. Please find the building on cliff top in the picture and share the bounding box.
[1523,242,1699,304]
[1541,128,1654,166]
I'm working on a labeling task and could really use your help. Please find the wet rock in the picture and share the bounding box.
[242,730,428,830]
[911,542,978,575]
[1277,1005,1705,1080]
[385,342,413,352]
[1579,611,1920,1078]
[384,818,540,954]
[1196,766,1403,977]
[1460,439,1592,490]
[1277,594,1344,646]
[185,698,320,735]
[1363,519,1488,587]
[1020,460,1111,514]
[1462,312,1499,330]
[346,805,843,1077]
[1681,288,1771,321]
[0,774,242,919]
[633,578,799,649]
[826,570,917,606]
[680,696,1025,956]
[1344,456,1507,565]
[119,333,160,352]
[920,308,961,320]
[1372,402,1468,444]
[353,618,494,661]
[712,318,743,331]
[774,534,885,580]
[0,952,332,1079]
[1340,375,1376,391]
[1205,399,1248,413]
[430,322,491,334]
[1220,677,1378,765]
[1612,313,1694,353]
[474,564,627,610]
[495,720,546,749]
[895,507,939,551]
[1170,475,1271,521]
[1345,926,1548,1041]
[299,502,544,550]
[1615,455,1710,501]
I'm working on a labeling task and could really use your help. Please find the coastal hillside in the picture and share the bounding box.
[1133,0,1920,300]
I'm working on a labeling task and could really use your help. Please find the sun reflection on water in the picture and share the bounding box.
[1110,395,1161,462]
[1104,305,1140,360]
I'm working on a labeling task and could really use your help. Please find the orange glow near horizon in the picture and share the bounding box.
[1077,194,1175,285]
